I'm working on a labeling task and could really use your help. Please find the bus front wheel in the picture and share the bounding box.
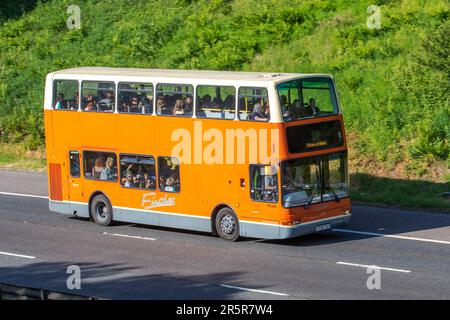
[90,194,113,226]
[215,208,240,241]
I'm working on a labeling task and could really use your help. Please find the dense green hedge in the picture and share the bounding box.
[0,0,448,178]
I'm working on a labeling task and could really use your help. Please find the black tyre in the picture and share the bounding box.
[215,207,240,241]
[90,194,113,226]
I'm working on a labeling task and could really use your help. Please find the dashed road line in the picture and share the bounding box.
[0,251,36,259]
[219,284,290,296]
[102,232,157,241]
[336,261,411,273]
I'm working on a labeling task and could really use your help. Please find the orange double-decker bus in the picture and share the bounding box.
[44,67,351,241]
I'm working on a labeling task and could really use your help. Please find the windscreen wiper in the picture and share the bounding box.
[326,187,340,202]
[304,183,318,209]
[304,161,320,209]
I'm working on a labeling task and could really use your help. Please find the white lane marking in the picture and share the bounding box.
[219,284,289,297]
[0,251,36,259]
[333,228,450,245]
[336,261,411,273]
[0,191,48,199]
[102,232,157,241]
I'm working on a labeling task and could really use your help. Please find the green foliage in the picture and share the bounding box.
[350,173,450,211]
[0,0,448,179]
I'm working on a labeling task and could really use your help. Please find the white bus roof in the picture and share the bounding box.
[50,67,332,85]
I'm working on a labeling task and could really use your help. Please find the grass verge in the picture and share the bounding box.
[350,173,449,212]
[0,143,46,172]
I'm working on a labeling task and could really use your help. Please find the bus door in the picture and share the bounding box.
[238,164,279,223]
[67,150,84,204]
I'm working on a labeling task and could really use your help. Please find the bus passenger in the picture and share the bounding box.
[92,158,105,179]
[173,99,185,116]
[252,103,268,121]
[85,94,95,103]
[85,101,95,111]
[184,95,193,112]
[69,92,79,110]
[159,158,179,192]
[120,101,130,113]
[308,98,320,115]
[143,172,155,189]
[202,95,212,108]
[55,93,65,109]
[280,95,289,109]
[156,96,168,115]
[142,95,153,114]
[124,171,135,188]
[99,91,114,111]
[129,95,140,113]
[291,99,302,119]
[83,94,96,110]
[223,95,235,109]
[100,157,117,181]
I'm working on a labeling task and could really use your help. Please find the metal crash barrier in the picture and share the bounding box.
[0,283,104,300]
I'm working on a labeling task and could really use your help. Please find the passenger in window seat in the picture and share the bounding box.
[92,158,105,179]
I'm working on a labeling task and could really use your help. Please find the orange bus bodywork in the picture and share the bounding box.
[45,108,350,239]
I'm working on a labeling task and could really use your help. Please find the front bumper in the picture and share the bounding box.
[240,214,351,240]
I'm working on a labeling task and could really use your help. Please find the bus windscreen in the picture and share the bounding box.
[278,77,338,121]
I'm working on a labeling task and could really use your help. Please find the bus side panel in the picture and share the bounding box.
[52,111,81,152]
[48,163,63,201]
[80,112,117,148]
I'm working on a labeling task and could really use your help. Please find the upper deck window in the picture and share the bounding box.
[156,84,193,117]
[118,83,153,114]
[81,81,115,112]
[277,77,338,122]
[53,80,79,111]
[238,87,269,121]
[196,85,235,120]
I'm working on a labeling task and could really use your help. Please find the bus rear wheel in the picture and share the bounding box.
[91,194,113,226]
[215,208,240,241]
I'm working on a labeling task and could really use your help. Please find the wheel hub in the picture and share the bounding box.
[220,214,235,235]
[97,203,108,219]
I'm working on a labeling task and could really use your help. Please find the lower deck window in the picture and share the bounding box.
[158,157,180,192]
[120,155,156,189]
[83,151,117,181]
[250,165,278,202]
[69,151,81,178]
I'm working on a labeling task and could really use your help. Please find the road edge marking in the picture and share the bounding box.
[0,191,48,199]
[333,228,450,245]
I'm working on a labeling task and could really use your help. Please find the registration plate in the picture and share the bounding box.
[315,223,331,232]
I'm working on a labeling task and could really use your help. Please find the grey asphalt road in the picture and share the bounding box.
[0,169,449,299]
